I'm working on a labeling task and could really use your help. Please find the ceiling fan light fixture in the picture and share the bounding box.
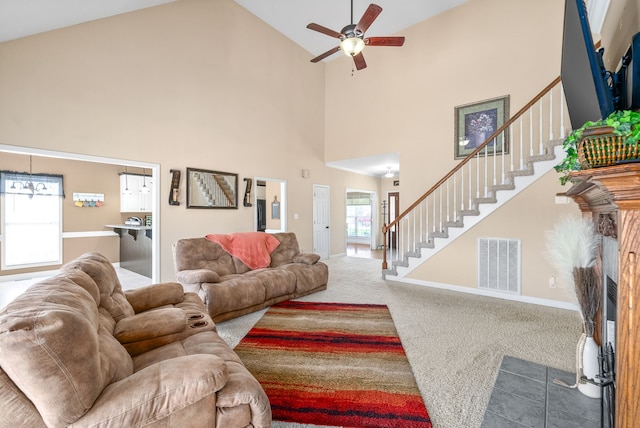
[384,167,394,178]
[340,37,365,57]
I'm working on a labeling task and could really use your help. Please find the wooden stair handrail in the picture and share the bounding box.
[383,76,561,234]
[382,76,562,269]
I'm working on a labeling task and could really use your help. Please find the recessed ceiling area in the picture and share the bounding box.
[327,153,399,178]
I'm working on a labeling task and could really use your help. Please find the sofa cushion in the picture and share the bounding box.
[269,232,301,267]
[72,354,228,427]
[233,256,252,274]
[60,252,134,322]
[173,238,237,276]
[203,276,266,317]
[131,331,241,372]
[216,360,272,428]
[0,368,46,428]
[280,262,329,294]
[0,276,133,427]
[245,268,297,300]
[175,268,221,286]
[114,307,187,344]
[293,252,321,265]
[125,282,185,313]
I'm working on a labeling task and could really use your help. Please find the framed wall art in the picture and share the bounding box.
[454,95,510,159]
[271,195,280,219]
[186,167,238,209]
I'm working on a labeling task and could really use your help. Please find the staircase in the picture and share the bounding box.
[382,77,569,279]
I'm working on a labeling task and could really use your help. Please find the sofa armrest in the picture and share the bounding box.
[125,282,185,313]
[72,355,228,426]
[175,269,221,284]
[114,307,186,344]
[292,253,321,265]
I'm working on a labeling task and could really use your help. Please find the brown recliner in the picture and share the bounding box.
[0,252,271,427]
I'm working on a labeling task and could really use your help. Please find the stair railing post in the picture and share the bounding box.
[382,223,388,270]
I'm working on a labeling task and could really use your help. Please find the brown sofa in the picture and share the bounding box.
[0,252,271,427]
[173,232,328,322]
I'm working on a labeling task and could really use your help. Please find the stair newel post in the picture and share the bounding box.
[382,223,388,270]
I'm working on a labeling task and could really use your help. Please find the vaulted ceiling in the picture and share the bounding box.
[0,0,610,177]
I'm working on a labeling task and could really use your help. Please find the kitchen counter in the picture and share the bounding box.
[106,224,152,239]
[105,224,151,230]
[106,224,152,278]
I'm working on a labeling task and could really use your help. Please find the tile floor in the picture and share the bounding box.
[482,355,602,428]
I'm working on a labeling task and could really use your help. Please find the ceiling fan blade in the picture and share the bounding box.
[306,23,343,39]
[365,36,405,47]
[355,4,382,35]
[310,46,341,63]
[353,52,367,70]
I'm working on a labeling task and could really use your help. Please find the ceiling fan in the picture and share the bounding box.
[306,1,405,71]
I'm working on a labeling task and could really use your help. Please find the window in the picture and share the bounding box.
[346,193,372,238]
[1,171,64,269]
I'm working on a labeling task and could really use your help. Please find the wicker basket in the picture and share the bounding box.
[578,126,640,169]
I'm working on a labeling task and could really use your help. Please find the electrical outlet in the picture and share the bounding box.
[548,276,556,288]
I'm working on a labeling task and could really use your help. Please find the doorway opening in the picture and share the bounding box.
[254,177,286,233]
[0,144,160,282]
[346,188,381,260]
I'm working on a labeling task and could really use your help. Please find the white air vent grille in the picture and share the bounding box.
[478,238,521,293]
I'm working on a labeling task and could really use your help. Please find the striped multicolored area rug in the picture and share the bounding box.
[234,301,432,427]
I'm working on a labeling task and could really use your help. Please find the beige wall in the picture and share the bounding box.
[600,0,640,70]
[0,0,379,281]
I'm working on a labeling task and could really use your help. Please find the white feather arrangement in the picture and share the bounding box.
[545,216,601,336]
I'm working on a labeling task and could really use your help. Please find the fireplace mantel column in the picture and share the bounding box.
[566,163,640,428]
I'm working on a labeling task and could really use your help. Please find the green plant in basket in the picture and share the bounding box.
[555,110,640,185]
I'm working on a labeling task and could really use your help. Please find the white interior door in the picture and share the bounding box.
[313,185,330,259]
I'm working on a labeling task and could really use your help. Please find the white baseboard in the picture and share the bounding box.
[394,277,579,312]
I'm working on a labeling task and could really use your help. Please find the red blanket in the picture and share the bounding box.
[205,232,280,270]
